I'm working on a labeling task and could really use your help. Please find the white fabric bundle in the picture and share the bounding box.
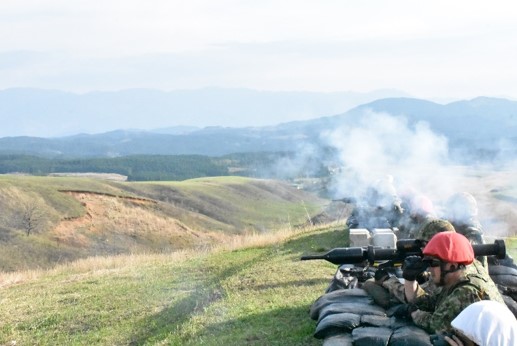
[451,300,517,346]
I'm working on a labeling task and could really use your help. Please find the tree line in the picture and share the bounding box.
[0,152,328,181]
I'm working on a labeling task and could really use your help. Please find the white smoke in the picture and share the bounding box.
[322,110,515,237]
[258,142,326,180]
[324,111,453,199]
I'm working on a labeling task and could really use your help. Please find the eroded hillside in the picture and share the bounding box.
[0,175,328,271]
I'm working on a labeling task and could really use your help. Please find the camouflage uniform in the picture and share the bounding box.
[381,276,438,305]
[411,259,505,333]
[368,220,455,306]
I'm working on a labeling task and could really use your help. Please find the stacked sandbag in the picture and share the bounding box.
[488,255,517,318]
[310,288,432,345]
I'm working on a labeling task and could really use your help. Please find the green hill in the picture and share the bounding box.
[0,175,329,272]
[0,225,345,345]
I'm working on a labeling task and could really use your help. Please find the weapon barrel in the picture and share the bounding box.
[473,240,506,259]
[301,247,366,265]
[301,240,506,265]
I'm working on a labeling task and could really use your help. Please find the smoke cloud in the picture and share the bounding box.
[323,111,455,200]
[321,110,515,237]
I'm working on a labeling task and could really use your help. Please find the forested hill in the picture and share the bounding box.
[0,96,516,164]
[0,154,230,181]
[0,152,328,182]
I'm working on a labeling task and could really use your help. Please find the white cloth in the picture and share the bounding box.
[451,300,517,346]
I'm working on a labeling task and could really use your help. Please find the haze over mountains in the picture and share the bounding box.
[0,89,516,167]
[0,87,410,138]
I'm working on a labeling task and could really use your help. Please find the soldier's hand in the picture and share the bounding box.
[430,332,463,346]
[387,303,417,320]
[402,255,427,281]
[443,334,465,346]
[374,268,389,284]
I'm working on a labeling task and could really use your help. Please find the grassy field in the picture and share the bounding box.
[1,224,514,346]
[0,169,515,345]
[0,224,344,345]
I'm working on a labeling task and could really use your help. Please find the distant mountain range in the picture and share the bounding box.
[1,95,516,164]
[0,87,410,137]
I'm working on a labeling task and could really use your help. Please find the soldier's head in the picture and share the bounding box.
[419,219,456,244]
[422,232,474,286]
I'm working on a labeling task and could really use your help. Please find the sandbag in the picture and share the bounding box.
[361,314,394,328]
[489,264,517,276]
[314,312,361,339]
[310,288,371,320]
[488,255,517,269]
[318,301,386,323]
[502,294,517,318]
[323,333,354,346]
[352,326,392,346]
[490,274,517,288]
[389,325,432,346]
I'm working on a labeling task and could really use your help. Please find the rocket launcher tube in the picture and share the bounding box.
[300,239,506,265]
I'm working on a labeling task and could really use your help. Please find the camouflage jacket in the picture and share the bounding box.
[411,260,504,333]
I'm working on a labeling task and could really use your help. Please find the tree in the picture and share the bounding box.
[18,200,48,236]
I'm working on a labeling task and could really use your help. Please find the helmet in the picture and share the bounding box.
[418,219,455,242]
[423,232,474,265]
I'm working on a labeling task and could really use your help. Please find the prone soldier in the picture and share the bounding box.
[403,232,504,334]
[364,219,455,307]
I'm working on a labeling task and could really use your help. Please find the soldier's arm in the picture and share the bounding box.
[404,280,428,303]
[424,286,479,333]
[404,280,419,302]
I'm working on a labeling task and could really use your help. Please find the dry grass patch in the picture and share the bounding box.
[0,222,339,289]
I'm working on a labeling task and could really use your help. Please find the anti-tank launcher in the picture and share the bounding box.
[301,238,507,265]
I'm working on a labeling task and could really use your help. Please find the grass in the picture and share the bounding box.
[132,176,325,232]
[0,224,345,345]
[1,222,515,345]
[507,237,517,259]
[0,175,327,272]
[1,173,514,344]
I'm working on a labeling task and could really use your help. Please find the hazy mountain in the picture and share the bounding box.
[341,96,517,159]
[0,87,410,137]
[0,96,515,164]
[347,96,517,139]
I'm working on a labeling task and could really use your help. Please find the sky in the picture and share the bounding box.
[1,1,517,100]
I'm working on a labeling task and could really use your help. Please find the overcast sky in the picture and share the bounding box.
[1,1,517,100]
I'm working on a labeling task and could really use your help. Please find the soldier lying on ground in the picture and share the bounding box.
[363,219,454,307]
[403,232,504,334]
